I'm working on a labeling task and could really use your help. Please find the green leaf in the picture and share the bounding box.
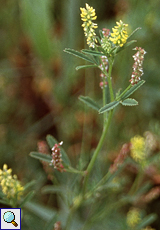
[121,80,145,100]
[24,201,57,221]
[46,135,71,166]
[79,96,100,111]
[19,191,35,208]
[64,48,95,63]
[115,40,137,54]
[92,55,101,65]
[137,214,157,230]
[41,185,65,194]
[23,180,36,191]
[127,27,141,41]
[30,152,52,162]
[121,98,138,106]
[99,101,120,114]
[76,65,97,71]
[97,46,108,56]
[21,0,53,61]
[46,134,56,149]
[0,191,4,198]
[82,49,104,56]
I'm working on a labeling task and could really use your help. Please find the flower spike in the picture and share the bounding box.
[51,141,65,172]
[110,20,128,47]
[80,3,98,48]
[0,164,23,200]
[130,47,146,85]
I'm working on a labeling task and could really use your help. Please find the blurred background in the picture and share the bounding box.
[0,0,160,228]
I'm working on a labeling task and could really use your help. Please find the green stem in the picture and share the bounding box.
[128,169,144,196]
[65,195,83,230]
[65,166,85,175]
[82,59,114,196]
[65,207,76,230]
[116,84,132,101]
[82,109,113,196]
[107,59,114,102]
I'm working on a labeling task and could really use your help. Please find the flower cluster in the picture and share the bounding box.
[80,3,98,48]
[101,28,112,53]
[130,47,146,85]
[110,20,128,47]
[127,207,155,230]
[130,135,146,164]
[51,141,65,172]
[130,135,146,163]
[127,208,141,228]
[0,164,24,200]
[99,55,108,89]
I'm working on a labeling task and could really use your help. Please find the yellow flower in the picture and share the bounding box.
[110,20,128,47]
[80,3,98,48]
[130,135,146,164]
[127,208,141,228]
[3,164,7,171]
[0,164,24,201]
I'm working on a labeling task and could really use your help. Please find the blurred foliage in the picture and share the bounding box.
[0,0,160,229]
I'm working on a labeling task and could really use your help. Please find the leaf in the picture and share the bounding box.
[24,201,57,221]
[115,40,137,54]
[99,101,120,114]
[30,152,52,162]
[82,49,104,56]
[121,98,138,106]
[92,55,101,65]
[137,214,157,230]
[64,48,95,63]
[97,46,108,56]
[19,191,35,208]
[0,191,4,198]
[121,80,145,100]
[127,27,141,41]
[21,0,53,61]
[76,65,97,71]
[23,180,36,191]
[41,185,65,194]
[46,134,57,149]
[46,135,71,166]
[79,96,100,111]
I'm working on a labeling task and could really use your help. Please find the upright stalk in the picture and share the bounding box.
[82,110,113,196]
[82,60,114,196]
